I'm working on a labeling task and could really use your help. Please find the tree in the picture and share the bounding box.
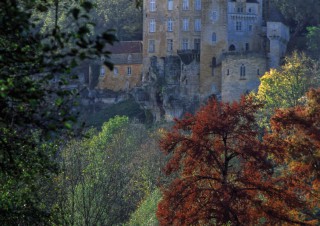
[264,89,320,220]
[255,52,320,128]
[307,26,320,59]
[54,116,164,225]
[157,97,316,225]
[272,0,320,43]
[94,0,143,40]
[0,0,116,224]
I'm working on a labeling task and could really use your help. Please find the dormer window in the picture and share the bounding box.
[127,54,132,63]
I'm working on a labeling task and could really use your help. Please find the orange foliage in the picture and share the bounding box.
[157,96,318,225]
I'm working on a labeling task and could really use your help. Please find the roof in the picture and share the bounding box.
[106,41,142,54]
[110,53,143,65]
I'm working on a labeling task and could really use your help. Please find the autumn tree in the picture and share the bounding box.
[157,97,316,225]
[255,52,320,128]
[264,88,320,221]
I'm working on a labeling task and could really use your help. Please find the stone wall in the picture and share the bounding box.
[221,52,267,102]
[98,63,142,91]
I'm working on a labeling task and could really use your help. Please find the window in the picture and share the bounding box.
[182,0,189,10]
[237,7,243,13]
[100,66,105,77]
[148,40,155,53]
[245,43,249,51]
[212,32,217,43]
[229,44,236,51]
[227,69,230,76]
[257,69,260,75]
[128,54,132,63]
[212,57,216,76]
[240,64,246,79]
[167,39,173,52]
[211,11,217,21]
[195,0,201,10]
[248,7,252,13]
[194,39,200,50]
[236,21,242,31]
[149,19,156,32]
[182,18,189,31]
[248,24,253,31]
[167,18,173,31]
[168,0,173,10]
[194,19,201,31]
[182,38,188,50]
[113,67,118,76]
[127,66,132,76]
[150,0,156,12]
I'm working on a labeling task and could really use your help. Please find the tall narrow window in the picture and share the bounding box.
[194,19,201,31]
[236,21,242,31]
[212,32,217,44]
[149,19,156,32]
[150,0,156,11]
[182,18,189,31]
[182,0,189,10]
[240,64,246,79]
[211,11,218,21]
[167,39,173,52]
[127,66,132,76]
[168,0,173,10]
[182,39,188,50]
[212,57,216,76]
[167,18,173,31]
[100,66,105,77]
[194,39,200,50]
[148,40,155,53]
[245,43,249,51]
[195,0,201,10]
[113,67,118,76]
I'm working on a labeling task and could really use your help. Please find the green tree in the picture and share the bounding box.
[94,0,143,40]
[272,0,320,42]
[255,52,320,128]
[55,117,163,225]
[0,0,116,224]
[307,26,320,59]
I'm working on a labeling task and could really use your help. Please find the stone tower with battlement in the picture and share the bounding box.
[139,0,289,120]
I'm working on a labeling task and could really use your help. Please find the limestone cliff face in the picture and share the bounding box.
[132,53,200,121]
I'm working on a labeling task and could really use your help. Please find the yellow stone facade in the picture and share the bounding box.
[142,0,289,102]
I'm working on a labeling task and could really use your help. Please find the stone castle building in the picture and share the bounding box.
[141,0,289,104]
[96,0,289,121]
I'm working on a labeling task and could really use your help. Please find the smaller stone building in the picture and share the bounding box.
[98,41,143,92]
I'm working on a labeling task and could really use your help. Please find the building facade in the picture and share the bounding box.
[98,41,143,92]
[142,0,289,102]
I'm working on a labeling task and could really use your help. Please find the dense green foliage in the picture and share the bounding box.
[53,116,163,225]
[0,0,116,224]
[126,188,161,226]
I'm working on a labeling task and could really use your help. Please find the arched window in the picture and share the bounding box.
[212,32,217,44]
[240,64,246,79]
[229,44,235,51]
